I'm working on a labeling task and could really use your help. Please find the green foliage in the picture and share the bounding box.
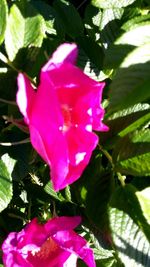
[92,0,136,8]
[110,184,150,241]
[109,207,150,266]
[109,44,150,111]
[0,0,8,45]
[53,0,84,38]
[0,154,15,212]
[5,1,45,61]
[136,187,150,224]
[113,130,150,176]
[0,0,150,266]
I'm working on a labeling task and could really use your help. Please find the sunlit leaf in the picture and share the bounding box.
[44,181,64,201]
[116,23,150,46]
[109,207,150,267]
[0,154,16,212]
[101,103,150,149]
[110,184,150,241]
[5,2,45,61]
[0,0,8,45]
[109,43,150,111]
[92,0,136,8]
[136,187,150,225]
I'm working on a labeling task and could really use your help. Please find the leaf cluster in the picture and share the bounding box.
[0,0,150,266]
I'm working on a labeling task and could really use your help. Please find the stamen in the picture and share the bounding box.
[61,104,72,132]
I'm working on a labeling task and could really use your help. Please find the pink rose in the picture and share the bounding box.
[17,43,108,191]
[2,216,96,267]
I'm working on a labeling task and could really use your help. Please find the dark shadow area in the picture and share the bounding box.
[108,61,150,114]
[100,107,150,149]
[104,44,136,69]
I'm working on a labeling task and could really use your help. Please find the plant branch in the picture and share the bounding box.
[0,138,30,146]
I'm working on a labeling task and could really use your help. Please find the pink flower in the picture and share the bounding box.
[2,216,96,267]
[17,43,108,191]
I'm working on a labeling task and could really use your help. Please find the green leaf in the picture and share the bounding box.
[104,17,150,69]
[101,103,150,149]
[44,181,64,201]
[84,4,102,41]
[92,0,136,9]
[108,103,150,120]
[116,23,150,46]
[110,184,150,241]
[104,44,135,69]
[31,1,56,35]
[77,36,104,70]
[94,248,124,267]
[113,130,150,176]
[118,112,150,137]
[0,0,8,45]
[31,1,64,36]
[76,36,110,81]
[109,43,150,111]
[109,207,150,267]
[85,171,114,230]
[99,8,124,46]
[71,154,114,234]
[77,47,107,81]
[53,0,84,39]
[121,14,150,32]
[78,241,122,267]
[85,5,124,47]
[5,1,45,61]
[136,187,150,225]
[0,154,16,212]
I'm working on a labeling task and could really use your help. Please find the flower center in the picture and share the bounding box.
[60,105,72,132]
[29,237,59,263]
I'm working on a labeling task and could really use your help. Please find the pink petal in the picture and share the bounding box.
[73,83,108,132]
[2,232,32,267]
[3,251,32,267]
[42,43,78,71]
[42,63,99,108]
[17,73,35,125]
[29,72,69,191]
[45,216,81,235]
[2,216,96,267]
[53,230,96,267]
[58,127,98,190]
[18,218,47,247]
[66,127,98,166]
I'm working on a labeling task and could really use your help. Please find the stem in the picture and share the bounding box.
[27,199,32,221]
[0,52,36,86]
[8,213,26,222]
[117,172,126,187]
[77,0,88,10]
[98,145,126,186]
[98,144,114,168]
[52,201,57,217]
[0,138,30,146]
[65,185,72,202]
[0,98,16,105]
[44,50,49,60]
